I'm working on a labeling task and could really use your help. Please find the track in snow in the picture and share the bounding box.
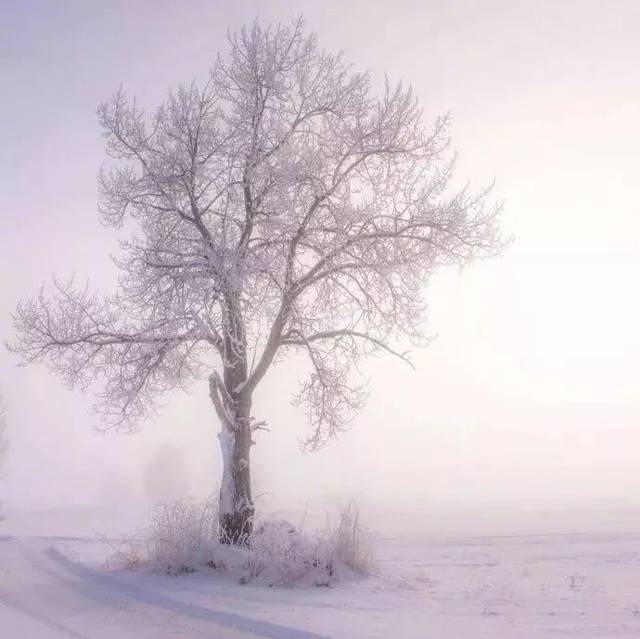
[0,537,329,639]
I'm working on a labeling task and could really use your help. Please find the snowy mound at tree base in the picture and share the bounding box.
[110,501,375,588]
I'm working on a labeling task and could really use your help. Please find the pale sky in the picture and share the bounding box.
[1,0,639,524]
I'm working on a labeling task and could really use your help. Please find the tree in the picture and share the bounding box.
[9,18,506,544]
[0,391,8,518]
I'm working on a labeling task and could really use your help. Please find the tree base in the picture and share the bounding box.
[219,510,254,546]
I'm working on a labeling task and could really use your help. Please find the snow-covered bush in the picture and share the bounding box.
[244,518,333,587]
[326,501,375,576]
[111,499,375,586]
[145,499,224,575]
[244,504,374,586]
[105,537,145,571]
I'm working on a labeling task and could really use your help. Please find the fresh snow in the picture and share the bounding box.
[2,508,640,638]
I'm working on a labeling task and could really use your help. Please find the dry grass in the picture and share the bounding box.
[109,499,375,585]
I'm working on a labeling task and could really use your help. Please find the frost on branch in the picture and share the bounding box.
[9,279,208,430]
[10,17,506,537]
[289,341,368,451]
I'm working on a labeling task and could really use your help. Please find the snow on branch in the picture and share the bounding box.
[11,17,507,441]
[9,279,211,430]
[282,327,414,365]
[292,337,368,452]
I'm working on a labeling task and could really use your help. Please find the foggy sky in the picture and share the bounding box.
[1,0,639,519]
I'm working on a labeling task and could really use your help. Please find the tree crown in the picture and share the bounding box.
[10,18,505,449]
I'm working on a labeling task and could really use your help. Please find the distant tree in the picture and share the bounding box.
[9,18,506,543]
[0,391,8,518]
[143,444,191,505]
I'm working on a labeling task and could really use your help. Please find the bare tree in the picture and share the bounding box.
[0,393,7,471]
[9,19,506,543]
[0,391,8,518]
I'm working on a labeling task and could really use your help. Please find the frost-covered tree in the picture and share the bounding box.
[10,19,506,543]
[0,391,8,518]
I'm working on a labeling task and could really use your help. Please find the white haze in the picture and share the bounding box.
[1,0,639,533]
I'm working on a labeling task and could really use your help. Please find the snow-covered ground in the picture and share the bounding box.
[2,507,640,638]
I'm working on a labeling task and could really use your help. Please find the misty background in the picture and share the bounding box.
[1,0,639,532]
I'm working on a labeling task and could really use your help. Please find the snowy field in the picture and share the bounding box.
[2,507,640,638]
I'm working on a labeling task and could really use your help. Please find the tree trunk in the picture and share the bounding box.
[218,400,255,545]
[213,298,255,545]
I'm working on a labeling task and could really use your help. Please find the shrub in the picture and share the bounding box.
[327,501,375,576]
[245,503,374,586]
[110,499,375,585]
[245,518,320,586]
[145,499,223,575]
